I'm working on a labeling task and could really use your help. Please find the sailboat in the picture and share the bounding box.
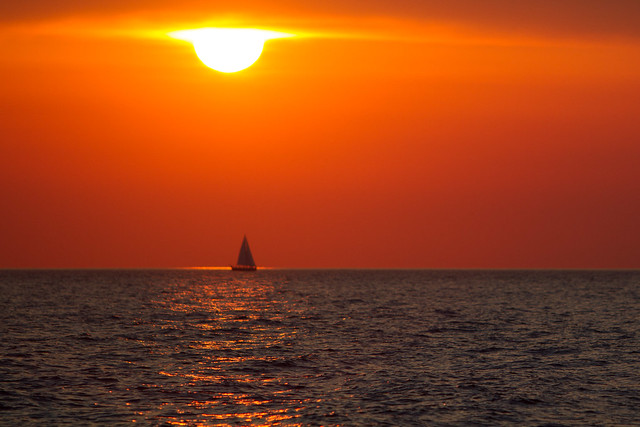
[231,235,257,271]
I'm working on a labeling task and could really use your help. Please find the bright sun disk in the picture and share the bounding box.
[169,28,293,73]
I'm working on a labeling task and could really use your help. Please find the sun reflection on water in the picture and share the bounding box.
[132,271,308,425]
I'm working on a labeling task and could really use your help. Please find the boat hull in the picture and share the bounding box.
[231,265,257,271]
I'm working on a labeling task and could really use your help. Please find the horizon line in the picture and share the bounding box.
[1,267,639,271]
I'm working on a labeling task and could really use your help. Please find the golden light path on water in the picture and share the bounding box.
[141,273,310,425]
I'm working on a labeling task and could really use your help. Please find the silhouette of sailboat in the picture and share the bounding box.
[231,235,257,271]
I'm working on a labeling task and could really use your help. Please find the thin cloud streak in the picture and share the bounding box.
[2,0,640,43]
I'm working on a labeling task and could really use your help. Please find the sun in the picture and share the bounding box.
[169,28,293,73]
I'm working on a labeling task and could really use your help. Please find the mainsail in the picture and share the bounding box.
[232,235,257,270]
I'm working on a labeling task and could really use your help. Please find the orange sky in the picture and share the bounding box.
[1,1,639,268]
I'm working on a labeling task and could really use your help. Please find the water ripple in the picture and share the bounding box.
[1,269,640,425]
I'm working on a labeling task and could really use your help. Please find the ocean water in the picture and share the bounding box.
[1,269,639,426]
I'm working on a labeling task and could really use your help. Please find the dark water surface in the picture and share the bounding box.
[1,269,639,425]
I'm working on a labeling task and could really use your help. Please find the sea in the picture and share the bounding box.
[1,269,639,426]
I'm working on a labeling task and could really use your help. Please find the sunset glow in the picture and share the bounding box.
[1,1,639,268]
